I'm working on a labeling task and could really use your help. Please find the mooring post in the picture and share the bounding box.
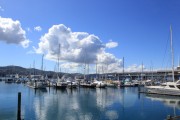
[138,85,140,92]
[71,82,72,89]
[17,92,21,120]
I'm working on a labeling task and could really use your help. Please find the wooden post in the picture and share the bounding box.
[138,85,140,92]
[35,80,37,88]
[17,92,21,120]
[71,82,72,89]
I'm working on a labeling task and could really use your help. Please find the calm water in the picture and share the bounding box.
[0,82,180,120]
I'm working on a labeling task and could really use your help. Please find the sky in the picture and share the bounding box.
[0,0,180,73]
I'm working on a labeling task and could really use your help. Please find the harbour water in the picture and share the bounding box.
[0,82,180,120]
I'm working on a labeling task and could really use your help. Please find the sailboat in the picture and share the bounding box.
[27,56,46,89]
[92,61,107,88]
[55,44,67,89]
[145,26,180,96]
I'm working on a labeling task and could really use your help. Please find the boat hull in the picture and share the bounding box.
[145,88,180,96]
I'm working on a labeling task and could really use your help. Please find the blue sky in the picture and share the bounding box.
[0,0,180,73]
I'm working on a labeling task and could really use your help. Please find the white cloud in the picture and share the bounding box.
[34,24,122,73]
[34,26,42,32]
[60,63,80,69]
[0,17,30,48]
[0,6,4,11]
[106,41,118,48]
[125,64,145,72]
[60,63,81,73]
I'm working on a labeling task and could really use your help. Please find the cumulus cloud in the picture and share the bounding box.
[60,63,81,73]
[126,64,145,72]
[34,24,122,73]
[34,26,42,32]
[0,17,30,48]
[60,63,80,69]
[106,41,118,48]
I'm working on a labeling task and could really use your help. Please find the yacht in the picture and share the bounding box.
[27,80,46,89]
[66,77,78,88]
[55,75,67,89]
[27,76,46,89]
[145,26,180,96]
[80,80,96,88]
[145,80,180,96]
[93,79,106,88]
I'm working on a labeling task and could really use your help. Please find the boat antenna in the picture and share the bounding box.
[170,25,175,82]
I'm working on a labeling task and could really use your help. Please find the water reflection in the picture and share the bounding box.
[1,82,180,120]
[30,87,140,120]
[146,94,180,109]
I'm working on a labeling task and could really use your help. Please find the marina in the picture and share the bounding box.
[1,1,180,120]
[1,81,180,120]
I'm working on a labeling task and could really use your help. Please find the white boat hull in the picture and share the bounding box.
[146,88,180,96]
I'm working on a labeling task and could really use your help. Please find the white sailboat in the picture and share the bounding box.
[55,44,67,89]
[27,57,46,89]
[93,61,106,88]
[56,75,67,89]
[66,77,78,88]
[145,26,180,96]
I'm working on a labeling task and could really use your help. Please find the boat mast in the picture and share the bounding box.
[33,60,35,79]
[141,62,143,81]
[170,25,175,82]
[96,61,98,79]
[58,44,60,73]
[122,57,124,80]
[83,49,86,81]
[41,54,44,80]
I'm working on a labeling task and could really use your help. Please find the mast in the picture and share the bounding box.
[141,62,143,81]
[122,57,124,80]
[33,60,35,79]
[58,44,60,73]
[96,61,97,79]
[106,63,108,80]
[170,25,175,82]
[151,61,153,80]
[41,54,44,71]
[41,54,44,80]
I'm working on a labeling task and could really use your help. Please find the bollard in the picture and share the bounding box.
[17,92,21,120]
[71,82,72,89]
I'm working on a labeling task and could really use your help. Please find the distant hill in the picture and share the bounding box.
[0,65,55,77]
[0,65,83,78]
